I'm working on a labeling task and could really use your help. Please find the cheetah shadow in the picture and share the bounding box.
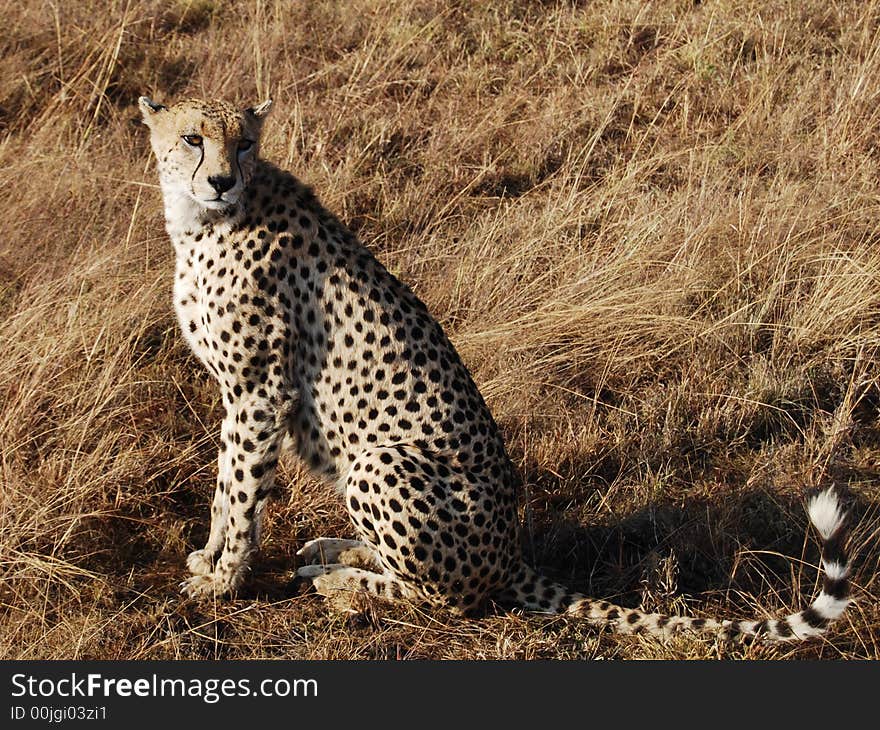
[519,486,867,616]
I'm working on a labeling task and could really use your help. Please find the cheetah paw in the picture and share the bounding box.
[295,564,361,610]
[179,573,234,599]
[186,549,216,576]
[297,538,366,565]
[296,563,345,579]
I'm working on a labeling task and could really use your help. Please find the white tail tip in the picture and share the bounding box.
[807,488,846,541]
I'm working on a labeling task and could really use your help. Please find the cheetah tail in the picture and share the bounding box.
[509,488,851,642]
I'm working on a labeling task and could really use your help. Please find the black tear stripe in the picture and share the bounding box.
[236,155,245,194]
[192,146,205,184]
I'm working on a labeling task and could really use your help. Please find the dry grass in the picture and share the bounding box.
[1,0,879,660]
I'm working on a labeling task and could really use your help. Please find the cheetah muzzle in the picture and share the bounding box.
[139,95,853,643]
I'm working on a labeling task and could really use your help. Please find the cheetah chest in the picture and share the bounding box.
[173,253,228,377]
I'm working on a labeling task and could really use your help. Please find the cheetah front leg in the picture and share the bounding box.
[186,411,237,576]
[181,394,287,598]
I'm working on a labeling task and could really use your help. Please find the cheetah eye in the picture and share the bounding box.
[182,134,203,147]
[238,139,255,152]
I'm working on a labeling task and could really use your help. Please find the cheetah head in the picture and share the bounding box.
[138,96,272,211]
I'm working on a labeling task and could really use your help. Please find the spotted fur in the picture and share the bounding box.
[140,96,852,642]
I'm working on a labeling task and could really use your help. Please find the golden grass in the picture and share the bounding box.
[1,0,878,659]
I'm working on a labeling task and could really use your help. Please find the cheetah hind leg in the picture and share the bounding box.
[296,538,381,570]
[295,563,419,613]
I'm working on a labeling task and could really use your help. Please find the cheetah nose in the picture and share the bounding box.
[208,175,235,194]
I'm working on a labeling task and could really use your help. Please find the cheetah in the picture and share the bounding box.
[139,95,852,642]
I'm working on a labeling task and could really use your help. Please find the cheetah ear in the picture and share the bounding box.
[246,99,273,120]
[138,96,166,127]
